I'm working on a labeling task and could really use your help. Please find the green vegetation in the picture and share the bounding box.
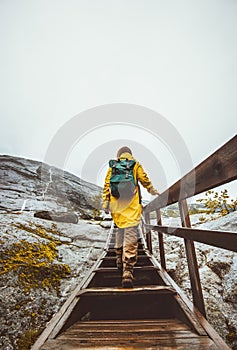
[166,209,179,218]
[188,207,207,215]
[0,221,72,350]
[0,223,71,294]
[17,328,41,350]
[0,239,70,293]
[197,189,237,221]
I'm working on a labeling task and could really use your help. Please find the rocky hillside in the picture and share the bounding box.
[0,155,102,219]
[0,211,108,350]
[0,155,109,349]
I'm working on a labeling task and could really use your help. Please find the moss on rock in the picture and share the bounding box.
[17,328,41,350]
[0,237,70,294]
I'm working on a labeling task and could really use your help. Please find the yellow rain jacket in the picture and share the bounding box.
[102,152,157,228]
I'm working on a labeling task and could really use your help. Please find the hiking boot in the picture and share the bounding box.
[122,270,134,288]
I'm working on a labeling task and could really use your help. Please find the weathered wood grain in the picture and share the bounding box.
[145,135,237,213]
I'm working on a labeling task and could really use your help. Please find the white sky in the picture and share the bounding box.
[0,0,236,200]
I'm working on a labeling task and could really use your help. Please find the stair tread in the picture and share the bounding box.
[76,285,176,296]
[41,337,218,350]
[95,266,158,272]
[102,255,149,260]
[58,318,202,341]
[66,318,190,332]
[53,319,213,348]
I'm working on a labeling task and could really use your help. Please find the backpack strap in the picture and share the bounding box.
[125,159,130,179]
[112,160,117,175]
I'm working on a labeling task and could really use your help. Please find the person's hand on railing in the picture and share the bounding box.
[148,187,160,196]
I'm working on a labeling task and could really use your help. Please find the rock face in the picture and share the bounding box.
[0,155,102,219]
[0,154,108,349]
[0,211,107,350]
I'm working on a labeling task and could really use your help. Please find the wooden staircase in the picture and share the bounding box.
[38,229,224,349]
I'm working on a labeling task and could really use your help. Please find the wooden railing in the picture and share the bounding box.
[143,135,237,317]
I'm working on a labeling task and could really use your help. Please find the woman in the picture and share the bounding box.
[103,146,159,287]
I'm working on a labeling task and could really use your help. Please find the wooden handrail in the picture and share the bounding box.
[144,134,237,214]
[145,224,237,252]
[141,135,237,319]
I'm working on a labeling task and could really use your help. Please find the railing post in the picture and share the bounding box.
[179,199,206,317]
[145,212,152,253]
[156,209,166,270]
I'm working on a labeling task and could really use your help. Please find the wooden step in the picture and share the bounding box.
[108,240,145,249]
[108,237,143,244]
[100,255,153,267]
[40,319,217,350]
[59,286,182,327]
[76,285,176,296]
[40,337,218,349]
[66,318,189,330]
[87,266,165,287]
[55,286,208,339]
[105,248,147,256]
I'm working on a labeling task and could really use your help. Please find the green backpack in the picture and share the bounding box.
[109,159,136,199]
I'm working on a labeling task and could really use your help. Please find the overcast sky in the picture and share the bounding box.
[0,0,236,200]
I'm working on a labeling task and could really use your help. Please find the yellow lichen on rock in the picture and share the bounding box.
[17,328,41,350]
[0,238,70,294]
[11,222,62,245]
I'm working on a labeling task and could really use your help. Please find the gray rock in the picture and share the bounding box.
[34,210,78,224]
[0,211,107,349]
[100,220,112,228]
[0,155,107,348]
[0,155,102,215]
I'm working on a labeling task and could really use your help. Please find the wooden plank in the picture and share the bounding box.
[94,265,159,272]
[64,329,192,336]
[40,337,219,349]
[183,238,206,316]
[102,255,149,260]
[58,331,201,339]
[145,135,237,213]
[156,209,166,269]
[173,294,206,336]
[76,285,176,296]
[74,319,186,325]
[63,320,193,332]
[70,320,190,331]
[145,212,152,253]
[178,200,206,317]
[146,224,237,252]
